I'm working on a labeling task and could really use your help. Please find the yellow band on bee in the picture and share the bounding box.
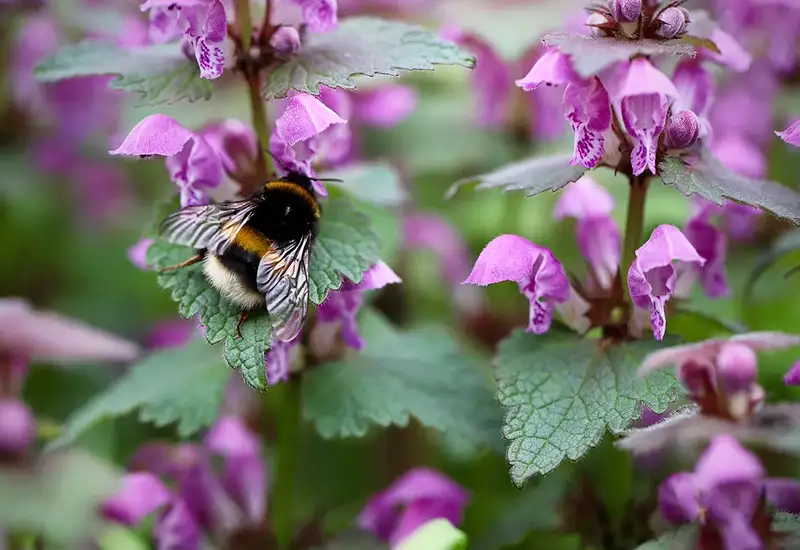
[264,181,321,219]
[225,225,272,257]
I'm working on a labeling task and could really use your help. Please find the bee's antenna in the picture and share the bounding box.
[310,177,344,183]
[265,149,291,173]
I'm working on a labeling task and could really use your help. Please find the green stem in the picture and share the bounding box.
[235,0,253,52]
[246,70,272,177]
[270,380,301,550]
[620,174,649,299]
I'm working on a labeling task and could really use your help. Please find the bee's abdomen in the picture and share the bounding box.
[203,254,264,311]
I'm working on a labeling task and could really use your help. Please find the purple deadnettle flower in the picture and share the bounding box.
[316,262,401,350]
[515,49,579,91]
[664,110,701,150]
[107,415,267,548]
[358,468,469,548]
[141,0,228,79]
[628,225,705,341]
[615,58,678,176]
[440,26,513,129]
[402,213,471,289]
[0,399,35,457]
[270,25,302,55]
[269,93,348,195]
[657,435,800,550]
[463,235,570,334]
[655,6,690,38]
[563,78,613,169]
[683,203,730,298]
[290,0,337,32]
[128,238,155,271]
[553,176,621,290]
[265,334,301,385]
[777,119,800,147]
[353,84,418,128]
[672,60,714,118]
[145,318,196,349]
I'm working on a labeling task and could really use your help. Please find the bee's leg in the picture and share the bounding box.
[157,251,206,273]
[235,311,249,339]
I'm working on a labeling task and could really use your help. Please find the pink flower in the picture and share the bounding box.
[128,238,155,270]
[615,59,678,176]
[265,334,301,385]
[316,262,401,350]
[515,49,579,91]
[554,177,620,290]
[402,213,471,289]
[358,468,469,547]
[683,203,731,298]
[289,0,337,32]
[353,85,418,128]
[627,225,705,341]
[463,235,570,334]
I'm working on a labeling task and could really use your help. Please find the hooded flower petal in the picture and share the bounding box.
[616,58,678,101]
[354,85,418,128]
[154,499,201,550]
[199,119,258,177]
[699,22,753,73]
[659,472,700,523]
[146,318,195,349]
[403,213,471,288]
[358,468,469,547]
[711,137,766,180]
[102,473,172,526]
[672,60,714,116]
[577,217,622,290]
[166,134,224,206]
[317,262,401,350]
[553,176,614,220]
[128,238,154,270]
[777,119,800,147]
[458,33,513,128]
[265,335,300,385]
[627,225,705,340]
[290,0,337,32]
[0,299,140,363]
[563,78,612,169]
[519,46,569,141]
[516,49,579,90]
[684,207,730,298]
[464,235,569,334]
[110,114,194,157]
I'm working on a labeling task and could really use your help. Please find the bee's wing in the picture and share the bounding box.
[256,234,312,342]
[159,199,261,255]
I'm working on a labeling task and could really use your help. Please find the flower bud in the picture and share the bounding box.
[655,7,690,38]
[0,399,34,456]
[586,12,613,37]
[716,342,757,394]
[665,109,700,149]
[611,0,642,23]
[677,359,714,397]
[269,26,301,56]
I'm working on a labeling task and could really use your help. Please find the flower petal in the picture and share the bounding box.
[553,176,614,220]
[109,114,193,157]
[563,79,611,169]
[777,119,800,147]
[102,473,172,526]
[785,361,800,386]
[577,216,621,290]
[354,85,418,128]
[672,60,714,116]
[154,499,201,550]
[658,472,700,524]
[463,234,546,286]
[290,0,337,32]
[634,225,705,274]
[358,261,402,291]
[621,93,668,175]
[265,335,300,385]
[128,238,154,270]
[684,213,730,298]
[615,58,678,100]
[694,435,764,492]
[276,94,347,146]
[403,213,471,287]
[516,49,578,90]
[0,399,34,456]
[204,416,260,458]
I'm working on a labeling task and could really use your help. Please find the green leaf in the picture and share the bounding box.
[541,33,696,78]
[446,153,586,200]
[309,197,382,304]
[659,152,800,224]
[146,241,271,391]
[302,310,503,448]
[773,512,800,549]
[35,42,212,106]
[312,530,388,550]
[264,17,475,99]
[746,228,800,298]
[635,527,698,550]
[494,329,682,485]
[0,450,120,543]
[396,519,467,550]
[49,339,231,449]
[322,162,408,207]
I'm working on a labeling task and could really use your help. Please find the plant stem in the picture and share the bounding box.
[270,380,301,550]
[235,0,252,53]
[620,174,649,299]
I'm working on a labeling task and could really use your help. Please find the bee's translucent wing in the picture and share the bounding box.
[159,199,262,255]
[256,234,312,342]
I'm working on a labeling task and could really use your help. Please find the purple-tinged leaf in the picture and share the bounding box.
[541,32,695,78]
[659,151,800,224]
[446,153,586,200]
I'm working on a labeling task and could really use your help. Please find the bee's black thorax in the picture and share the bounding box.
[250,185,319,244]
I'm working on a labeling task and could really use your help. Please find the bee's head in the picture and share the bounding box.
[281,169,316,192]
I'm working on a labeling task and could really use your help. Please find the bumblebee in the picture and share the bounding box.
[158,168,330,342]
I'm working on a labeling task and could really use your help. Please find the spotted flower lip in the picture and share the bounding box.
[358,468,469,547]
[463,235,570,334]
[563,78,612,169]
[777,119,800,147]
[628,225,705,341]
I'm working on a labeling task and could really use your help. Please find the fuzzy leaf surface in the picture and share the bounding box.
[264,17,475,99]
[0,451,120,543]
[49,339,230,449]
[146,241,270,390]
[446,153,586,200]
[302,311,502,447]
[495,329,682,485]
[659,153,800,224]
[541,33,695,77]
[35,42,211,106]
[309,197,382,304]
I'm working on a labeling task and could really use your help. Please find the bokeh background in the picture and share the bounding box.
[2,0,800,548]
